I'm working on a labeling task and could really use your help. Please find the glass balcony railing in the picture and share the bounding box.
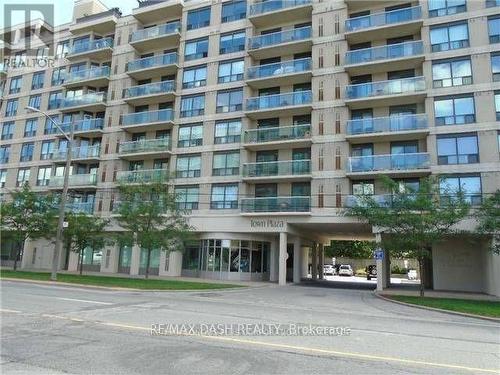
[344,194,393,208]
[246,91,312,111]
[66,201,95,214]
[345,76,426,100]
[244,124,311,143]
[119,138,171,154]
[345,41,423,65]
[243,160,311,177]
[121,109,174,126]
[345,6,422,32]
[347,153,430,173]
[248,26,311,50]
[346,114,428,135]
[116,169,169,183]
[123,80,175,99]
[65,66,110,84]
[240,196,310,213]
[130,21,181,43]
[62,92,107,108]
[60,118,104,134]
[249,0,312,16]
[126,53,178,72]
[51,145,101,160]
[68,37,113,55]
[247,58,311,79]
[50,174,97,187]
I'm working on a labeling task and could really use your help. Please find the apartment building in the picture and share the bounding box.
[0,0,499,295]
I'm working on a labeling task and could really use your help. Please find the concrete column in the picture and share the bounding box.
[300,246,309,279]
[269,238,278,282]
[376,233,388,292]
[278,232,287,286]
[101,245,119,273]
[67,251,79,272]
[311,243,317,280]
[318,244,325,280]
[293,237,301,283]
[129,244,141,276]
[20,239,33,269]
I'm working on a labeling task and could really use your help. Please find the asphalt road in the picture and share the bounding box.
[1,280,499,375]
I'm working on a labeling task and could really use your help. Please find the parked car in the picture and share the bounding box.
[323,264,335,275]
[338,264,353,277]
[365,265,377,280]
[407,269,418,280]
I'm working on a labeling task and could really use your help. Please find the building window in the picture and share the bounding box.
[218,59,244,83]
[178,123,203,147]
[24,119,37,137]
[40,140,55,160]
[212,152,239,176]
[440,175,482,205]
[180,94,205,117]
[28,94,41,110]
[5,99,19,117]
[187,7,211,30]
[428,0,466,17]
[44,115,60,135]
[211,184,238,209]
[175,186,199,209]
[495,92,500,121]
[430,22,469,52]
[214,119,241,144]
[16,168,31,187]
[219,30,245,54]
[492,53,500,82]
[55,40,70,59]
[9,76,22,94]
[437,134,479,165]
[221,0,246,22]
[0,170,6,188]
[20,143,34,162]
[486,0,500,7]
[432,58,472,87]
[31,71,45,90]
[184,38,209,61]
[489,16,500,43]
[0,146,10,164]
[37,166,52,186]
[434,95,475,125]
[51,67,66,86]
[176,155,201,178]
[216,89,243,113]
[182,65,207,89]
[1,122,14,140]
[48,91,63,110]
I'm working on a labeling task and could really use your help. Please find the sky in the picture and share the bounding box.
[0,0,137,29]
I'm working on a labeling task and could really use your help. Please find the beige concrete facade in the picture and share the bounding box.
[1,0,499,294]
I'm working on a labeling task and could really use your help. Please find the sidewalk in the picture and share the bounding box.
[379,287,500,302]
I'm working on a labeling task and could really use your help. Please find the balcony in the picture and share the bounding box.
[346,153,430,178]
[49,174,97,189]
[345,76,426,109]
[126,53,178,80]
[344,41,424,75]
[345,6,422,43]
[240,196,310,215]
[344,194,393,208]
[123,80,176,106]
[57,118,104,137]
[249,0,313,28]
[66,38,113,60]
[245,91,312,119]
[133,0,183,24]
[51,145,101,162]
[246,58,312,89]
[120,109,174,132]
[346,114,429,142]
[130,22,181,52]
[70,8,121,34]
[66,201,95,214]
[243,124,311,150]
[118,138,172,160]
[116,168,170,184]
[242,160,311,182]
[247,26,312,59]
[61,92,107,112]
[63,66,110,88]
[0,63,7,77]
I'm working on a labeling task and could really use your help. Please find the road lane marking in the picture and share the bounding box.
[0,308,20,313]
[1,309,498,374]
[54,297,112,305]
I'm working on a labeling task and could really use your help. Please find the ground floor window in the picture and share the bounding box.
[140,249,160,269]
[82,247,102,265]
[183,243,200,270]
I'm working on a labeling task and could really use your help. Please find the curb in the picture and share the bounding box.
[374,292,500,323]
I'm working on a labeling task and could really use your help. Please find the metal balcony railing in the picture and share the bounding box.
[130,21,181,43]
[248,26,311,50]
[121,109,174,126]
[246,90,312,110]
[68,37,113,55]
[244,124,311,143]
[347,153,430,173]
[50,174,97,187]
[119,138,171,154]
[126,53,178,72]
[345,41,423,65]
[345,76,426,99]
[65,66,110,84]
[249,0,311,16]
[123,80,175,99]
[242,160,311,177]
[116,169,169,183]
[240,196,310,213]
[247,58,311,79]
[346,114,428,135]
[345,5,422,32]
[51,145,101,160]
[62,92,107,108]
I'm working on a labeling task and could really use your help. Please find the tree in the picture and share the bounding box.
[115,182,192,278]
[475,190,500,254]
[346,176,470,297]
[325,240,374,259]
[62,212,110,275]
[0,184,58,270]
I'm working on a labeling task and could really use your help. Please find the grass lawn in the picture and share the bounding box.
[386,295,500,318]
[0,270,242,290]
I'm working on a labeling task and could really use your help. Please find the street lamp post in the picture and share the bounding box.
[26,106,73,281]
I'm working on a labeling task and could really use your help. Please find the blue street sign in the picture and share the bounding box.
[374,250,384,260]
